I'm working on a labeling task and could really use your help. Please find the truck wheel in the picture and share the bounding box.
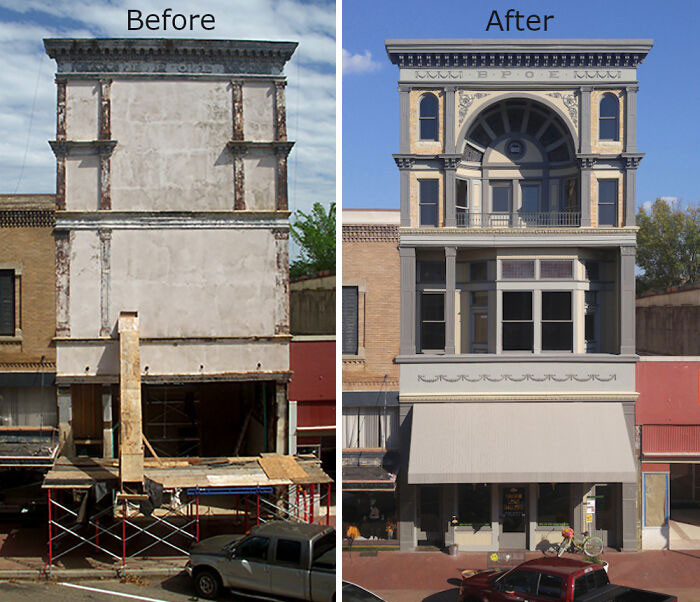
[194,568,221,599]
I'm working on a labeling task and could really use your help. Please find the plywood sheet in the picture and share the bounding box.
[259,455,308,480]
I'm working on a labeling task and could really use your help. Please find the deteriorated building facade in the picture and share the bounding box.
[44,38,296,460]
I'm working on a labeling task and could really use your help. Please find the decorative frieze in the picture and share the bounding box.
[458,91,487,123]
[546,91,578,126]
[417,372,617,384]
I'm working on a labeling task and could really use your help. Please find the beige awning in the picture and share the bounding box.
[407,402,637,484]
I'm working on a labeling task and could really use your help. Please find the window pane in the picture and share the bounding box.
[470,124,491,147]
[526,110,545,137]
[342,287,358,354]
[276,539,302,564]
[456,179,468,210]
[598,180,617,203]
[0,270,14,336]
[503,322,533,351]
[418,260,445,284]
[419,180,439,226]
[502,260,535,279]
[585,291,598,306]
[421,323,445,350]
[538,484,570,525]
[599,118,617,140]
[542,323,573,351]
[542,292,571,320]
[540,123,560,146]
[507,106,524,131]
[600,94,618,118]
[598,203,617,226]
[561,177,578,212]
[238,537,269,561]
[521,184,540,213]
[492,185,511,212]
[470,261,487,281]
[420,204,438,226]
[457,484,491,525]
[420,117,437,140]
[538,574,564,599]
[485,110,505,137]
[420,94,438,118]
[422,293,444,321]
[500,570,536,595]
[540,260,573,279]
[503,291,532,320]
[419,94,438,140]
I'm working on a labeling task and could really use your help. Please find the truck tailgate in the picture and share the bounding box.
[578,584,677,602]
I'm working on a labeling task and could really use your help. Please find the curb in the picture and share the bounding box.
[0,566,184,580]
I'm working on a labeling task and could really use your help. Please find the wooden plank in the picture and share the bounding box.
[119,312,144,486]
[259,455,308,480]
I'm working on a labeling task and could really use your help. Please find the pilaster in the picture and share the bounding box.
[274,81,287,142]
[102,385,113,459]
[57,386,74,457]
[98,229,111,336]
[445,247,456,355]
[619,245,636,355]
[55,230,70,337]
[624,85,638,153]
[579,158,594,227]
[444,85,456,154]
[395,156,414,227]
[443,156,459,227]
[275,382,288,454]
[399,85,410,154]
[579,86,592,154]
[399,246,417,356]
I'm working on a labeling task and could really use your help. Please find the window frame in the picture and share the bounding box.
[418,93,439,141]
[0,267,20,339]
[418,179,439,227]
[502,290,534,352]
[597,179,619,227]
[598,93,619,141]
[342,285,359,356]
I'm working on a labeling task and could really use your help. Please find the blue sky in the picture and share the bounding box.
[0,0,335,222]
[342,0,700,211]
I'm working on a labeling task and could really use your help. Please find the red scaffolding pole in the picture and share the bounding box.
[121,499,126,573]
[244,495,249,532]
[196,494,200,542]
[326,482,331,526]
[47,488,52,568]
[310,484,315,523]
[256,492,260,526]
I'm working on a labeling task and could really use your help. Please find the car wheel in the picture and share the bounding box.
[194,568,221,599]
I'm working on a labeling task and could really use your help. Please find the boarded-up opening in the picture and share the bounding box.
[142,381,277,458]
[645,473,668,527]
[71,384,102,455]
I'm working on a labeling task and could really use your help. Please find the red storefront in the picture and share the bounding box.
[637,358,700,548]
[289,339,336,486]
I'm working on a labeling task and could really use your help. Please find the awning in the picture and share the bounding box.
[642,425,700,458]
[0,427,59,468]
[408,402,637,484]
[342,465,397,492]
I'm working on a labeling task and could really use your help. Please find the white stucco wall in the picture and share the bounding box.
[65,155,99,211]
[242,83,275,141]
[244,152,277,210]
[69,230,101,338]
[66,81,99,140]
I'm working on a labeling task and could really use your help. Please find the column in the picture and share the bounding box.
[101,385,113,459]
[623,157,640,226]
[398,404,417,551]
[231,80,246,210]
[287,399,297,455]
[579,86,592,154]
[511,178,519,226]
[275,382,288,455]
[399,85,410,154]
[274,81,287,142]
[57,386,74,457]
[624,86,638,153]
[445,247,456,355]
[444,86,456,154]
[399,247,416,356]
[619,245,636,355]
[528,484,538,551]
[481,177,489,226]
[579,161,593,227]
[444,161,457,227]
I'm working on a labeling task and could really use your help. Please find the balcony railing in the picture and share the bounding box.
[456,211,581,228]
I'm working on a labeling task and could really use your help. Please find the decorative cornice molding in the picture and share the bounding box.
[399,393,639,402]
[417,372,617,384]
[393,154,415,170]
[49,140,117,158]
[442,154,462,170]
[227,140,295,157]
[44,38,298,77]
[0,210,54,228]
[577,154,597,169]
[621,153,644,169]
[342,224,399,243]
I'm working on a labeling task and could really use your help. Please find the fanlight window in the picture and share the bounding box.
[419,93,439,140]
[599,93,619,141]
[465,100,573,163]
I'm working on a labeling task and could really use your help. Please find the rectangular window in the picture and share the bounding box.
[537,484,570,525]
[502,291,533,351]
[540,260,573,279]
[470,261,487,282]
[342,286,358,354]
[419,180,439,227]
[561,177,578,212]
[418,260,445,284]
[342,408,398,449]
[0,270,15,337]
[276,539,302,565]
[538,574,564,599]
[502,260,535,279]
[457,484,491,526]
[542,291,573,351]
[598,180,618,226]
[420,292,445,351]
[520,182,540,213]
[456,179,468,225]
[491,182,511,213]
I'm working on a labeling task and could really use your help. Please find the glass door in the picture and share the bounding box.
[418,485,444,547]
[500,486,527,549]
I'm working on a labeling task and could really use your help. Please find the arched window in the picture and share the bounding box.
[599,94,619,141]
[419,93,438,140]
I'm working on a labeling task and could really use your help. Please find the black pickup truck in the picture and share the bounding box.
[459,557,677,602]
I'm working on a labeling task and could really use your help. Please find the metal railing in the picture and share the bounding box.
[456,211,581,228]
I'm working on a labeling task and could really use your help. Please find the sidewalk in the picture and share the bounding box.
[342,548,700,602]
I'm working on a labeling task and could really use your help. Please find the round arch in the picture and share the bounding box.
[456,92,578,156]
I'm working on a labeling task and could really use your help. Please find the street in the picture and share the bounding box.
[0,572,217,602]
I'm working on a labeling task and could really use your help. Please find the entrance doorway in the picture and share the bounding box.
[500,485,527,549]
[590,484,620,548]
[418,485,443,547]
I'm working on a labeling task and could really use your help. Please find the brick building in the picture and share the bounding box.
[342,209,401,542]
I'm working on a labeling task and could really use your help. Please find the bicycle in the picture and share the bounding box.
[546,528,604,558]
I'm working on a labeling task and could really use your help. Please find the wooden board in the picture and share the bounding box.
[259,455,309,480]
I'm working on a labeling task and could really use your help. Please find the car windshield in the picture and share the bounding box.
[342,582,384,602]
[313,532,335,561]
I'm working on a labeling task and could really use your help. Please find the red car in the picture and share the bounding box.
[459,557,676,602]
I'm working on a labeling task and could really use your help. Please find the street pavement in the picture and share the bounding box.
[342,549,700,602]
[0,572,218,601]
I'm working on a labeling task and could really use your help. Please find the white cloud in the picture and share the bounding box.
[342,48,381,74]
[0,0,336,216]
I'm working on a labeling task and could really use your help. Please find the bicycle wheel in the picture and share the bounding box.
[557,540,569,557]
[583,536,604,557]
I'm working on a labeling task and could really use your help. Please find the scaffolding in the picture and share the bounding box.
[42,454,333,576]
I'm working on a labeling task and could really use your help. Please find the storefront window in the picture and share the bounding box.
[457,484,491,526]
[342,492,397,540]
[537,483,570,525]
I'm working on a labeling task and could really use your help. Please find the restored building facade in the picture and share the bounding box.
[386,39,652,551]
[44,38,296,461]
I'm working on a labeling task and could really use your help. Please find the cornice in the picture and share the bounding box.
[0,210,55,228]
[227,140,295,157]
[386,39,653,69]
[44,38,298,76]
[342,224,399,243]
[399,393,639,402]
[49,140,117,158]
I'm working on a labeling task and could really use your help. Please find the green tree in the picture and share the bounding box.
[636,198,699,294]
[289,202,336,279]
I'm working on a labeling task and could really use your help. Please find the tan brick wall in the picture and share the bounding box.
[0,225,56,365]
[342,226,400,391]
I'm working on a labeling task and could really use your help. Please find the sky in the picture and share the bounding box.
[342,0,700,211]
[0,0,336,224]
